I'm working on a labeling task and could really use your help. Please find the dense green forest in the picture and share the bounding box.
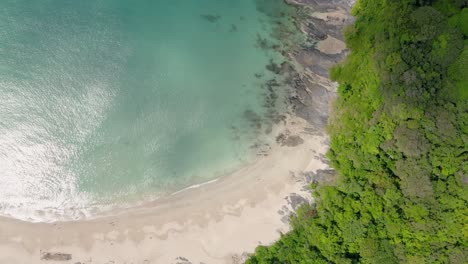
[248,0,467,263]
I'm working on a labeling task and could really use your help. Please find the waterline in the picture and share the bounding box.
[0,0,294,222]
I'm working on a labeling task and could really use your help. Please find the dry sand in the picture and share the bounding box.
[0,116,331,264]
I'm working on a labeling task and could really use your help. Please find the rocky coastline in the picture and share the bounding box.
[283,0,354,130]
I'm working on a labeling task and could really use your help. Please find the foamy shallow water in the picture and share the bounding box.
[0,0,293,222]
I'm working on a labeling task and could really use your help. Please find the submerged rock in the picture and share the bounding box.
[200,14,221,23]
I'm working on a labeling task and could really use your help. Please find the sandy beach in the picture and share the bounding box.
[0,1,353,263]
[0,116,330,264]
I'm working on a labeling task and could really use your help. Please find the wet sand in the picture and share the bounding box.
[0,116,329,264]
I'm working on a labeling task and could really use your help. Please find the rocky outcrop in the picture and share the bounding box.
[283,0,354,129]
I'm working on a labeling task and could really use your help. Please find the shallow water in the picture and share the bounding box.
[0,0,293,221]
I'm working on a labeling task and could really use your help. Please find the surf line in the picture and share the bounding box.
[170,178,220,196]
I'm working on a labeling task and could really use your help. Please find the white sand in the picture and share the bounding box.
[0,116,331,264]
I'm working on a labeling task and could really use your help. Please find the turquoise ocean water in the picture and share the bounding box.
[0,0,292,221]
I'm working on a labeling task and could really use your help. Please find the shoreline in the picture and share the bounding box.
[0,0,354,263]
[0,116,331,263]
[170,178,220,196]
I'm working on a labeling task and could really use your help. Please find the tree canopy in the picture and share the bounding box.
[248,0,467,263]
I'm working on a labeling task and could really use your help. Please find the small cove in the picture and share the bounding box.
[0,0,297,222]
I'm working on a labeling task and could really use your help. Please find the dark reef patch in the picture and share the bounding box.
[244,110,263,131]
[200,14,221,23]
[265,59,282,75]
[229,24,238,32]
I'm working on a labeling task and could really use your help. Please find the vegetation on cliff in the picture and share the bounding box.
[248,0,467,263]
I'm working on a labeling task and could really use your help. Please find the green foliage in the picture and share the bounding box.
[248,0,468,263]
[433,0,468,14]
[449,8,468,36]
[447,44,468,100]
